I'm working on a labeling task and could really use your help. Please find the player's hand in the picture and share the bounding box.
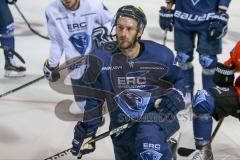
[159,6,174,31]
[208,11,229,40]
[155,88,185,114]
[71,122,96,157]
[6,0,17,4]
[43,59,60,82]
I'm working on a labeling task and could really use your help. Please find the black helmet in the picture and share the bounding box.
[115,5,147,31]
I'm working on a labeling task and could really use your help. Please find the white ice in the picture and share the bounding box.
[0,0,240,159]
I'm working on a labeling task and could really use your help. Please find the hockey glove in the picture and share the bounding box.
[155,88,185,114]
[71,122,96,157]
[6,0,17,4]
[208,11,229,40]
[213,62,235,87]
[43,59,60,82]
[159,6,174,32]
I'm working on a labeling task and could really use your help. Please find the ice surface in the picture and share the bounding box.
[0,0,239,159]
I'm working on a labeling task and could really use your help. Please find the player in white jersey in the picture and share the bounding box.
[43,0,113,113]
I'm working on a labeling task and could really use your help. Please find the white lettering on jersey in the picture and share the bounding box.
[143,143,161,151]
[174,10,215,22]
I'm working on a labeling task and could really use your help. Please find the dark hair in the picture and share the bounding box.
[114,5,147,32]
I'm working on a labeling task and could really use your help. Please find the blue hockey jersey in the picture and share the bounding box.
[170,0,231,31]
[80,40,185,130]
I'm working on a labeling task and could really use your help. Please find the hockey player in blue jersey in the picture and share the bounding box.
[70,5,186,160]
[159,0,231,105]
[191,43,240,160]
[191,63,238,160]
[0,0,26,77]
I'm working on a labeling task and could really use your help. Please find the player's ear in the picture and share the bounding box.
[137,30,143,39]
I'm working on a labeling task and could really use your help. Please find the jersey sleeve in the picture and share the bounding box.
[45,9,63,67]
[162,47,186,94]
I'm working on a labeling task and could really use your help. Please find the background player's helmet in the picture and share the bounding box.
[114,5,147,32]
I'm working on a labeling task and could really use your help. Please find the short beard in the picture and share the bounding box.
[117,35,138,50]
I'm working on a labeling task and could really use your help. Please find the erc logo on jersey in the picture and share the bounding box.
[69,32,89,54]
[67,22,87,32]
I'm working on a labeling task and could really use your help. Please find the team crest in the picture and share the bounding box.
[140,150,162,160]
[69,32,89,54]
[191,0,200,6]
[114,89,151,120]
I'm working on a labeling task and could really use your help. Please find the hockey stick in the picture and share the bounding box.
[178,118,224,157]
[0,44,25,64]
[44,122,134,160]
[163,29,168,45]
[0,56,86,98]
[0,76,44,98]
[13,2,50,40]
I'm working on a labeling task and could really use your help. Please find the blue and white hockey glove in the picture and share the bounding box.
[71,122,96,157]
[43,59,60,82]
[208,11,229,40]
[159,6,174,32]
[6,0,17,4]
[155,88,185,114]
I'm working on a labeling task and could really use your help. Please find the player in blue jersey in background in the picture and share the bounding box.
[70,5,186,160]
[159,0,231,106]
[0,0,26,77]
[190,42,240,160]
[190,63,236,160]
